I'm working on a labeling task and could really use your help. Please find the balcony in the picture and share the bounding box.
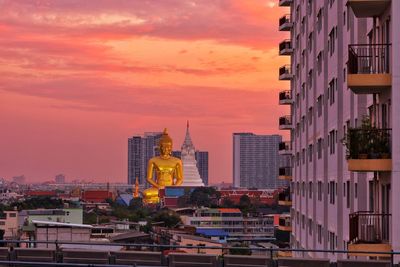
[348,211,391,257]
[347,0,391,18]
[279,65,293,80]
[278,189,292,206]
[279,0,293,6]
[279,40,293,55]
[279,14,293,31]
[278,167,292,180]
[279,116,293,130]
[279,90,292,105]
[278,141,292,155]
[345,128,392,172]
[278,215,291,232]
[348,44,392,94]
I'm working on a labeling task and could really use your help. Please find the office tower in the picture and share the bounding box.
[233,133,287,189]
[278,0,400,260]
[127,132,162,186]
[195,151,209,186]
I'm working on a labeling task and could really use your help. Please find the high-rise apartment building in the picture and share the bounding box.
[127,132,162,186]
[279,0,400,260]
[233,133,288,189]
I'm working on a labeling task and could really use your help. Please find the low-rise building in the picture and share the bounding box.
[0,211,18,240]
[182,208,274,242]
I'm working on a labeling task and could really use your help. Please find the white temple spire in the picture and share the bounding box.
[180,121,204,187]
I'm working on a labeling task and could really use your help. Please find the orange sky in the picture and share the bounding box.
[0,0,289,183]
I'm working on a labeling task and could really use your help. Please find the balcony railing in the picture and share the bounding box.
[279,167,292,177]
[278,189,291,202]
[349,211,391,244]
[346,128,391,160]
[279,14,292,31]
[279,65,293,80]
[279,0,293,7]
[279,116,292,129]
[279,141,291,152]
[348,44,391,75]
[279,40,293,55]
[279,90,292,105]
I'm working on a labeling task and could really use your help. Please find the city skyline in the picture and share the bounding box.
[0,0,289,183]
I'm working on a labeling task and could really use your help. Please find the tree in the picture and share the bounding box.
[150,210,181,228]
[188,187,221,207]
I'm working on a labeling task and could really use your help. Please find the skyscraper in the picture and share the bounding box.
[233,133,287,189]
[279,0,400,260]
[127,132,162,186]
[195,151,209,186]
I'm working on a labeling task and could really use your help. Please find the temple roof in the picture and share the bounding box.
[182,120,194,150]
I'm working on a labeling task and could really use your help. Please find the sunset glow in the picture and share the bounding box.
[0,0,289,183]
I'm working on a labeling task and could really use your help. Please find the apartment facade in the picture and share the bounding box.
[127,132,162,186]
[233,133,288,189]
[278,0,399,260]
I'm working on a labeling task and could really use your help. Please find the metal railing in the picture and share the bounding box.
[279,141,291,151]
[279,14,291,27]
[0,240,398,266]
[278,189,291,202]
[279,115,292,126]
[279,40,292,51]
[346,128,392,159]
[279,90,292,101]
[349,211,391,244]
[348,44,391,74]
[279,167,292,177]
[279,65,292,76]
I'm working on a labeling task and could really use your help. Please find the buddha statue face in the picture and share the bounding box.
[159,128,173,158]
[160,141,172,157]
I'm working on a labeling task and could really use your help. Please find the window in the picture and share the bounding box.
[302,182,305,197]
[328,78,337,105]
[329,231,336,252]
[329,130,336,155]
[296,211,300,224]
[317,95,323,117]
[302,148,306,164]
[308,32,313,52]
[302,83,306,99]
[302,214,305,229]
[309,182,313,199]
[296,152,300,166]
[308,107,313,125]
[355,182,358,198]
[308,69,313,90]
[9,213,16,218]
[301,50,306,67]
[329,181,335,204]
[307,0,312,16]
[317,8,323,33]
[301,17,306,34]
[317,51,323,75]
[308,144,313,162]
[318,181,322,201]
[346,181,350,208]
[318,224,322,243]
[329,0,335,8]
[317,138,323,159]
[328,27,337,56]
[302,116,305,132]
[308,218,313,235]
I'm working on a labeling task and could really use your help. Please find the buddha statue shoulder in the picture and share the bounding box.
[142,128,183,204]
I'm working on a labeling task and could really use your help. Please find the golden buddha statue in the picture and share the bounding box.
[142,128,183,204]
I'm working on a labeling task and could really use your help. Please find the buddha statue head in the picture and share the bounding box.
[159,128,173,158]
